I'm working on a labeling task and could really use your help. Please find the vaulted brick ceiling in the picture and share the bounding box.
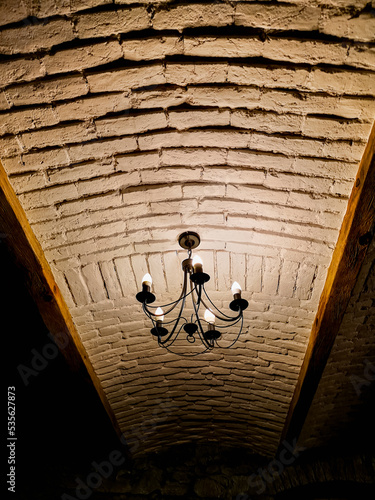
[1,0,374,457]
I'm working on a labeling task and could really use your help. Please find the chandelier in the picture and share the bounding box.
[136,232,248,354]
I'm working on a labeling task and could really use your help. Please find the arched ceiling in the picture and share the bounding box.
[1,0,374,457]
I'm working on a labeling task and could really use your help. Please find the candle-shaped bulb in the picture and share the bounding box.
[142,273,152,287]
[193,255,203,273]
[231,281,242,296]
[155,307,164,323]
[204,309,216,325]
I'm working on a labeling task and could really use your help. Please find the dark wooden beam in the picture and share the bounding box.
[0,161,122,438]
[279,122,375,450]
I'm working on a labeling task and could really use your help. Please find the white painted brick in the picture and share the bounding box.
[47,160,115,186]
[230,252,246,291]
[5,74,89,107]
[0,91,11,110]
[75,170,140,198]
[113,256,138,297]
[0,106,59,136]
[303,116,372,141]
[189,85,261,108]
[122,184,182,205]
[226,184,289,205]
[321,10,375,43]
[295,262,317,300]
[246,255,263,293]
[202,167,265,186]
[56,94,131,122]
[130,87,188,110]
[231,109,303,134]
[75,7,150,39]
[127,212,181,232]
[64,267,91,306]
[18,148,70,173]
[184,36,371,68]
[287,191,347,214]
[57,191,123,218]
[43,40,123,74]
[140,167,199,186]
[216,250,231,293]
[116,151,159,172]
[235,3,320,31]
[71,0,112,13]
[182,183,226,200]
[227,215,338,244]
[122,36,183,61]
[146,253,167,297]
[21,121,97,150]
[168,109,230,130]
[0,0,29,25]
[263,257,280,295]
[19,183,79,209]
[0,18,75,55]
[278,260,299,298]
[139,130,250,151]
[264,172,333,195]
[82,263,108,302]
[165,62,228,86]
[153,3,233,31]
[0,58,45,88]
[96,111,167,137]
[86,63,165,93]
[161,147,227,167]
[9,171,46,194]
[68,136,137,163]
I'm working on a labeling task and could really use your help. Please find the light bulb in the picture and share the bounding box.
[155,307,164,322]
[192,255,203,273]
[231,281,242,296]
[204,309,215,325]
[142,273,152,287]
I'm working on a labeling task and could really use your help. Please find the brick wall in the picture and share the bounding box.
[1,0,374,456]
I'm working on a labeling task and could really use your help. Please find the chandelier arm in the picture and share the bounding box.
[190,282,212,350]
[144,266,191,317]
[159,322,188,349]
[158,270,190,345]
[211,315,243,329]
[201,284,242,322]
[215,314,244,349]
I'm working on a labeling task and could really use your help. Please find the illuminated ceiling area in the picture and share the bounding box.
[1,0,374,462]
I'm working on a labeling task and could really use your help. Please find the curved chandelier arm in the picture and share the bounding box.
[158,268,191,345]
[158,323,209,355]
[215,314,244,349]
[190,282,213,350]
[200,284,243,322]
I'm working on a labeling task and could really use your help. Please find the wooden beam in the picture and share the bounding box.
[279,122,375,450]
[0,161,122,438]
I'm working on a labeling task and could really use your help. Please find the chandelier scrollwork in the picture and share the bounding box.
[136,232,248,355]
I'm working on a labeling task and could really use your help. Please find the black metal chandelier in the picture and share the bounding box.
[136,232,248,354]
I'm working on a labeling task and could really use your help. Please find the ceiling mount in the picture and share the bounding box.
[178,231,201,250]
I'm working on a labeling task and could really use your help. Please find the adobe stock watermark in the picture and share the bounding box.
[236,438,306,498]
[350,359,375,397]
[61,397,176,500]
[17,331,69,386]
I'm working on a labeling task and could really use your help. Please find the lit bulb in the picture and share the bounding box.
[231,281,242,296]
[142,273,152,287]
[192,255,203,273]
[204,309,215,325]
[155,307,164,323]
